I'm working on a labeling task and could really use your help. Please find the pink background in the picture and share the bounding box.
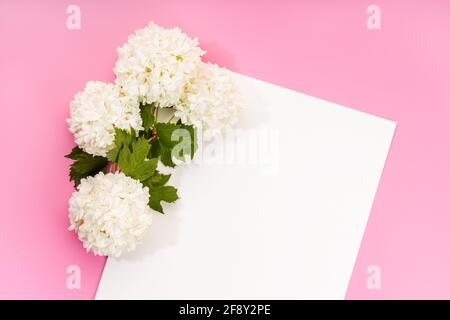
[1,0,449,299]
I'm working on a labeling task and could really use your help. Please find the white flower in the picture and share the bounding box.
[68,172,152,257]
[114,22,205,108]
[67,81,142,157]
[175,62,242,140]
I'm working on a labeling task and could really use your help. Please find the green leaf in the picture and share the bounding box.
[175,120,196,146]
[149,171,171,187]
[65,146,108,187]
[118,145,132,174]
[148,185,179,213]
[106,128,134,162]
[159,144,176,167]
[155,123,181,147]
[118,141,158,182]
[142,171,171,189]
[153,122,197,167]
[141,169,177,213]
[149,139,161,158]
[140,104,154,133]
[154,123,181,167]
[133,136,151,163]
[65,146,85,160]
[131,158,158,182]
[178,123,197,160]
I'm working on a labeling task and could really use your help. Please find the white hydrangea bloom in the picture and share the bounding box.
[114,22,205,108]
[67,81,142,157]
[174,62,242,140]
[68,172,152,257]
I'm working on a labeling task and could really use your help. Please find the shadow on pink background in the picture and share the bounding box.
[0,0,449,299]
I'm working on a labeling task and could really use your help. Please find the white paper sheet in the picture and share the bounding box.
[96,74,396,300]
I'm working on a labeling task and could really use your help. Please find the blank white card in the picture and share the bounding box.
[96,74,396,300]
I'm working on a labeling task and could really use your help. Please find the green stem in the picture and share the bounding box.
[167,114,175,123]
[154,106,159,123]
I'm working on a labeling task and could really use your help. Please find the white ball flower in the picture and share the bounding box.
[174,62,242,140]
[67,81,142,157]
[114,22,205,108]
[68,172,152,257]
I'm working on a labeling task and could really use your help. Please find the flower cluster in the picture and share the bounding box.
[66,22,241,257]
[68,81,142,157]
[175,62,243,140]
[114,22,205,108]
[68,172,152,257]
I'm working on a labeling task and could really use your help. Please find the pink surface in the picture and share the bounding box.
[0,0,449,299]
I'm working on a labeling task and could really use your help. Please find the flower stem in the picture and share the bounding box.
[167,114,175,123]
[154,106,159,123]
